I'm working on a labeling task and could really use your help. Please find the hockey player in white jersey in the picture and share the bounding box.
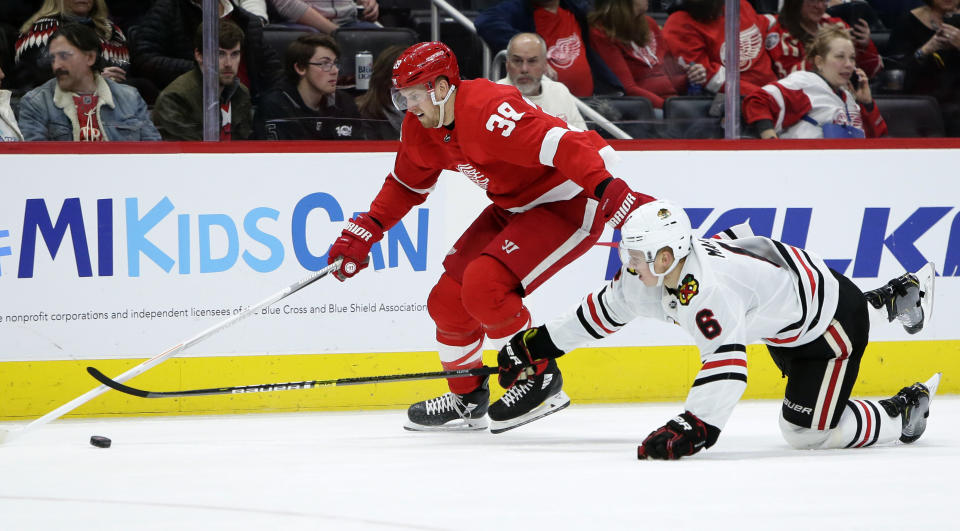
[496,199,939,459]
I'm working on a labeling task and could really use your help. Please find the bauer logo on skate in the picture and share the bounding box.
[3,194,430,279]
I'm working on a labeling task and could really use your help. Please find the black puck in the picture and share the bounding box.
[90,435,111,448]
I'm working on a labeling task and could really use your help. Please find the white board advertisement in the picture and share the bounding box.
[0,148,956,361]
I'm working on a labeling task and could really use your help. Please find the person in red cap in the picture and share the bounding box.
[326,41,654,433]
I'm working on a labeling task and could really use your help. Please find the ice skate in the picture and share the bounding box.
[404,378,490,432]
[488,359,570,434]
[864,262,935,334]
[879,372,941,444]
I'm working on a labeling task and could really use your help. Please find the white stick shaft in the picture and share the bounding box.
[0,261,341,444]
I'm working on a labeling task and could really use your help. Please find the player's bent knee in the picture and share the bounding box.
[460,256,522,323]
[779,413,831,450]
[427,274,479,335]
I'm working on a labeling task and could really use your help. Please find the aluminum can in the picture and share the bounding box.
[356,51,373,91]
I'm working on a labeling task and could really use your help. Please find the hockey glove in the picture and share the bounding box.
[327,214,383,281]
[637,411,720,460]
[497,326,565,389]
[597,178,654,230]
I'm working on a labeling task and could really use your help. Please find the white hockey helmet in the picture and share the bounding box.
[618,200,692,285]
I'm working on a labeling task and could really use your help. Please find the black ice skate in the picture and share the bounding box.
[404,378,490,432]
[488,359,570,434]
[864,262,935,334]
[879,373,941,444]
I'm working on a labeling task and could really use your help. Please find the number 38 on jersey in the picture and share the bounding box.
[485,102,526,137]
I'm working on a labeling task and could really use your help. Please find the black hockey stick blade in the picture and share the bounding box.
[87,365,499,399]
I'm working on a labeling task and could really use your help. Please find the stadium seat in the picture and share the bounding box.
[334,27,419,84]
[874,95,945,137]
[662,95,723,139]
[583,96,658,139]
[261,25,313,64]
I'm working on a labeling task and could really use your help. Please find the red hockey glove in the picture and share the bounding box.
[637,411,720,460]
[497,326,565,389]
[327,214,383,281]
[598,178,654,230]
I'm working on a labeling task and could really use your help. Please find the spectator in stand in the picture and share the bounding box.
[133,0,282,99]
[0,65,24,141]
[14,0,131,91]
[356,44,405,140]
[663,0,778,96]
[268,0,381,34]
[588,0,707,109]
[104,0,157,33]
[235,0,270,23]
[0,1,44,77]
[152,20,252,140]
[254,34,363,140]
[497,33,587,128]
[475,0,624,96]
[744,25,887,138]
[17,23,160,141]
[767,0,883,80]
[888,0,960,136]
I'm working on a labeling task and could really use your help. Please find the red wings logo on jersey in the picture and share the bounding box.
[629,40,660,68]
[456,163,489,189]
[547,34,583,70]
[677,273,700,306]
[720,24,764,71]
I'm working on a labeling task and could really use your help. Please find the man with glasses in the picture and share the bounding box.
[152,19,252,140]
[498,32,586,129]
[254,34,362,140]
[18,22,159,141]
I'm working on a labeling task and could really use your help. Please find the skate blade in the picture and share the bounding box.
[924,372,942,400]
[403,417,489,432]
[916,262,936,331]
[489,390,571,434]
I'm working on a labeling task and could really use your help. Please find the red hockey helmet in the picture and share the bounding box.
[391,41,460,91]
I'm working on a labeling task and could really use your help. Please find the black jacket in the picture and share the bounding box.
[132,0,282,98]
[253,83,364,140]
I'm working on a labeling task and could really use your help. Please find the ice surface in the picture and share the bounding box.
[1,398,957,530]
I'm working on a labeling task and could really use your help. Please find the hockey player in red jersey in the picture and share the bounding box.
[497,199,939,458]
[326,41,654,433]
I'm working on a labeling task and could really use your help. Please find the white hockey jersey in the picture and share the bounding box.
[547,234,839,430]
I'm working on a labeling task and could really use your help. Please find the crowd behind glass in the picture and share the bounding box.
[0,0,957,142]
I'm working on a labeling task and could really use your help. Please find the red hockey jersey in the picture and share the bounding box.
[368,79,615,229]
[662,0,777,95]
[589,18,688,108]
[765,15,883,79]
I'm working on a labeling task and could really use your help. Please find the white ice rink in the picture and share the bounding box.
[1,397,956,530]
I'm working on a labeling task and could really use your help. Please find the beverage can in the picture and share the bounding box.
[356,50,373,91]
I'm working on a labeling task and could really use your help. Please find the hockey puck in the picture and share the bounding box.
[90,435,111,448]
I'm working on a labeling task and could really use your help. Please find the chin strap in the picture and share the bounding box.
[430,85,456,128]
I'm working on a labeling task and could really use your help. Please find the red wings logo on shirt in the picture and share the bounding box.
[547,34,583,70]
[719,24,764,71]
[629,40,659,68]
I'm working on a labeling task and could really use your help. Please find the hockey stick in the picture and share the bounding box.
[86,365,499,398]
[0,260,342,445]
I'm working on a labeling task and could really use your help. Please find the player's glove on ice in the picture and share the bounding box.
[328,214,383,281]
[497,326,564,389]
[597,178,655,230]
[637,411,720,460]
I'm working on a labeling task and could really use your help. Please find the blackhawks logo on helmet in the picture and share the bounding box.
[676,273,699,305]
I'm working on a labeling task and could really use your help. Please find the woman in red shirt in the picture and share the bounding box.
[588,0,706,108]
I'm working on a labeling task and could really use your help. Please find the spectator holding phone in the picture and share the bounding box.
[888,0,960,135]
[744,25,887,138]
[766,0,883,80]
